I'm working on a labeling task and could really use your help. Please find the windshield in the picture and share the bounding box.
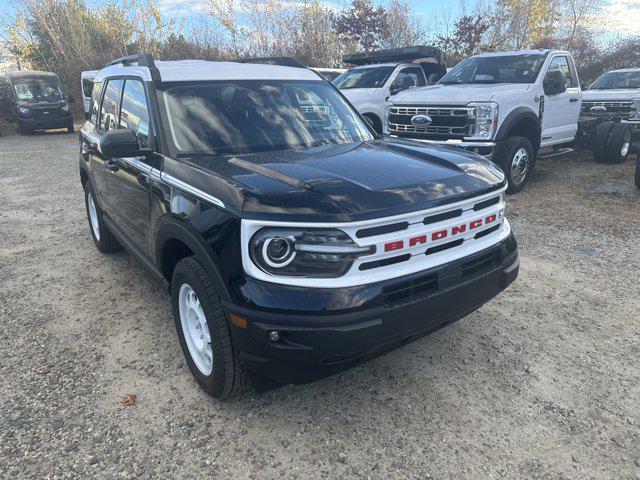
[589,71,640,90]
[161,80,373,156]
[333,66,395,89]
[439,54,546,85]
[13,77,64,102]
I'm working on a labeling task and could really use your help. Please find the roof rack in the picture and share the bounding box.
[105,53,160,83]
[343,45,443,66]
[234,56,306,69]
[105,53,155,68]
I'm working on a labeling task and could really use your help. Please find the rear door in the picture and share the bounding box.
[105,78,155,255]
[541,55,581,145]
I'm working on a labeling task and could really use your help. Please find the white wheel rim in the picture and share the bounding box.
[511,147,530,185]
[621,130,631,157]
[178,284,213,375]
[87,192,100,241]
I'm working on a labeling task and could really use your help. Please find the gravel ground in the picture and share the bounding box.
[1,121,639,480]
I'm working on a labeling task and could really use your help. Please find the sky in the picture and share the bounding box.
[0,0,638,38]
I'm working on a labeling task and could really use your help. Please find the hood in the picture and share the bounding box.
[17,100,66,108]
[340,88,381,100]
[582,89,640,101]
[178,139,505,222]
[391,83,531,105]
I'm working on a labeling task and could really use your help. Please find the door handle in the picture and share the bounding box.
[569,97,579,103]
[105,159,119,172]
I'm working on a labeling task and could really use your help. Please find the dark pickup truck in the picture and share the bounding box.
[79,54,519,399]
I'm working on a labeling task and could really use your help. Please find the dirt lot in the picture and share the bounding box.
[0,121,639,480]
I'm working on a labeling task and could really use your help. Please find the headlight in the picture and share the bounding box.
[61,103,70,112]
[631,98,640,120]
[249,228,374,277]
[467,102,499,140]
[383,101,392,135]
[18,106,30,115]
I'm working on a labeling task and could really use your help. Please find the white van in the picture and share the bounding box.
[80,70,98,117]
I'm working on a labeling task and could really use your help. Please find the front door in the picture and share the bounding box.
[105,78,155,256]
[541,55,581,145]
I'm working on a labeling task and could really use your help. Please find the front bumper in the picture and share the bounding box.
[18,114,73,130]
[224,234,518,385]
[390,136,496,159]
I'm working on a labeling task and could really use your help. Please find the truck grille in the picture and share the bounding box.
[582,100,634,119]
[389,105,475,139]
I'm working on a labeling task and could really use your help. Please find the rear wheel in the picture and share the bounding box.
[592,121,614,163]
[67,121,74,133]
[84,182,122,253]
[495,136,535,194]
[605,123,632,164]
[171,257,246,399]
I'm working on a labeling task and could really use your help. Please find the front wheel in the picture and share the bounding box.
[635,155,640,189]
[67,121,75,133]
[171,257,246,399]
[495,136,535,194]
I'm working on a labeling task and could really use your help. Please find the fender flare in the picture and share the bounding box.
[154,215,232,302]
[495,107,541,148]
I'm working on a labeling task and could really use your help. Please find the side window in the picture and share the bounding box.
[89,81,102,124]
[119,79,151,148]
[98,78,122,132]
[548,56,576,88]
[391,68,425,93]
[82,78,93,98]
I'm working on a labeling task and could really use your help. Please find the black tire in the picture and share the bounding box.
[592,121,614,163]
[605,123,632,164]
[635,155,640,189]
[67,121,75,133]
[17,123,32,135]
[171,257,246,399]
[494,136,535,194]
[363,113,382,134]
[84,182,122,253]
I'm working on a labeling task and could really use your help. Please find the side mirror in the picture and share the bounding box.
[67,94,75,104]
[581,82,591,90]
[389,85,402,96]
[100,129,147,159]
[544,70,567,95]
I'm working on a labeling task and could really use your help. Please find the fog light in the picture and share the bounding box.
[269,330,281,342]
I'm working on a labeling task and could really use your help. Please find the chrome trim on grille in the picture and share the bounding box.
[390,106,475,117]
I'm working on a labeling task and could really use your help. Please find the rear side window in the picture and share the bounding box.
[82,78,94,98]
[119,79,151,148]
[98,78,122,132]
[89,81,102,124]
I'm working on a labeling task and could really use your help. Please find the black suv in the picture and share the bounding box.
[0,70,74,134]
[79,54,519,398]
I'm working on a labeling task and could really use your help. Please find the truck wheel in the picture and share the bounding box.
[17,124,32,135]
[363,114,382,134]
[592,121,614,163]
[84,182,122,253]
[171,257,246,399]
[495,136,535,194]
[67,121,75,133]
[605,123,632,164]
[635,155,640,189]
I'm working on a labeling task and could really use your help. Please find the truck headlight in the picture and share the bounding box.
[631,98,640,120]
[383,101,392,135]
[467,102,499,140]
[249,228,374,277]
[18,106,30,115]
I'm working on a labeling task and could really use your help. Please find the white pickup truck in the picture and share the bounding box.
[386,50,582,193]
[334,46,446,134]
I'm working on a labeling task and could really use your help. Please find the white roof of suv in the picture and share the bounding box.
[94,60,322,83]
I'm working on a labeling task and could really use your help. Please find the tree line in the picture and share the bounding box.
[2,0,639,107]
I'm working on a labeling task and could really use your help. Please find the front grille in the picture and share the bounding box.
[461,249,500,278]
[33,109,60,120]
[582,100,634,119]
[389,105,475,138]
[382,271,437,303]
